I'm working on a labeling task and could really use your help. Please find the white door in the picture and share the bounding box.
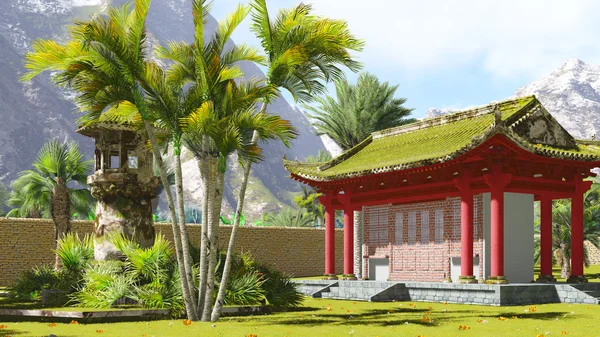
[369,258,389,281]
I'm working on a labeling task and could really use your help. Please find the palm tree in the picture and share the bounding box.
[157,1,297,321]
[211,0,364,322]
[7,140,93,269]
[21,0,199,320]
[534,179,600,279]
[307,72,416,150]
[305,72,415,279]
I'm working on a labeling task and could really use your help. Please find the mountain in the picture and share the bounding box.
[0,0,327,219]
[424,107,459,119]
[424,59,600,141]
[512,58,600,139]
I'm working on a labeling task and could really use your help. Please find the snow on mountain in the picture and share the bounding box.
[512,58,600,139]
[424,59,600,141]
[424,107,458,119]
[16,0,107,15]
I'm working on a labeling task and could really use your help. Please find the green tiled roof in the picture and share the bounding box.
[284,95,600,182]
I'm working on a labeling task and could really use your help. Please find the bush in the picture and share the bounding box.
[214,250,302,309]
[8,233,93,302]
[70,234,184,317]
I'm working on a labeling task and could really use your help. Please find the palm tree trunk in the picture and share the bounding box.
[560,244,571,279]
[202,156,225,321]
[211,132,258,321]
[143,120,196,321]
[51,178,70,270]
[196,139,210,317]
[173,147,198,319]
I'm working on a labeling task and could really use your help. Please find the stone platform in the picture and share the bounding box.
[295,280,600,306]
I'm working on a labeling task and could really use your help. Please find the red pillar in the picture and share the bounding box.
[459,190,476,282]
[568,178,586,283]
[537,194,556,282]
[487,165,509,284]
[324,204,336,278]
[343,207,354,277]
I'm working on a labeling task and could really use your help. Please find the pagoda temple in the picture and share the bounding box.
[284,96,600,284]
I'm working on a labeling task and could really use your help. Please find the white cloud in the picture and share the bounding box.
[213,0,600,80]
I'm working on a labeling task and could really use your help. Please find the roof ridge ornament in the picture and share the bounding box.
[493,104,502,127]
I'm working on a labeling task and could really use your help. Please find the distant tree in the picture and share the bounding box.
[307,72,415,151]
[0,181,8,216]
[185,206,202,225]
[263,207,314,228]
[294,151,332,227]
[304,149,333,164]
[7,140,93,269]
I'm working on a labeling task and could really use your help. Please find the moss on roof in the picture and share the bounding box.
[284,95,600,182]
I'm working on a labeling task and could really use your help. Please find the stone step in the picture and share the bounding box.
[297,285,327,296]
[320,292,370,300]
[582,290,600,298]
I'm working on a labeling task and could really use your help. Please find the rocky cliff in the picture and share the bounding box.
[0,0,326,219]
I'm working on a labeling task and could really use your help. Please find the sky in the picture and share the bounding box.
[210,0,600,118]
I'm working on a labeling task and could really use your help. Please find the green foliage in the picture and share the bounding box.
[213,250,302,309]
[306,72,415,151]
[220,213,245,226]
[224,271,266,306]
[55,233,94,274]
[249,0,364,103]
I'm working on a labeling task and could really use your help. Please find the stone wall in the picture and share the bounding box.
[0,218,345,286]
[297,280,600,306]
[586,241,600,265]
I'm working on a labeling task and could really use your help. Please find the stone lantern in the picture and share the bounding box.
[77,122,161,260]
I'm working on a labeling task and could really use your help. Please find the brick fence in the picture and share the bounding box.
[0,218,345,287]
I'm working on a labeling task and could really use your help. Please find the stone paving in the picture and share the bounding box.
[295,280,600,306]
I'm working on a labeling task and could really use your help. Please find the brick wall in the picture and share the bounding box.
[0,218,345,286]
[364,195,485,282]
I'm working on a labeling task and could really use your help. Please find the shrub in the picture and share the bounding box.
[70,234,184,317]
[213,250,302,309]
[8,233,93,302]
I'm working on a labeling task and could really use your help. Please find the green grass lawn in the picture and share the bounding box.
[1,297,598,337]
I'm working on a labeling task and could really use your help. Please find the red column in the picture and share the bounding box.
[569,179,585,282]
[490,180,504,278]
[486,164,509,284]
[459,190,475,282]
[343,207,354,277]
[537,194,556,282]
[324,204,336,277]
